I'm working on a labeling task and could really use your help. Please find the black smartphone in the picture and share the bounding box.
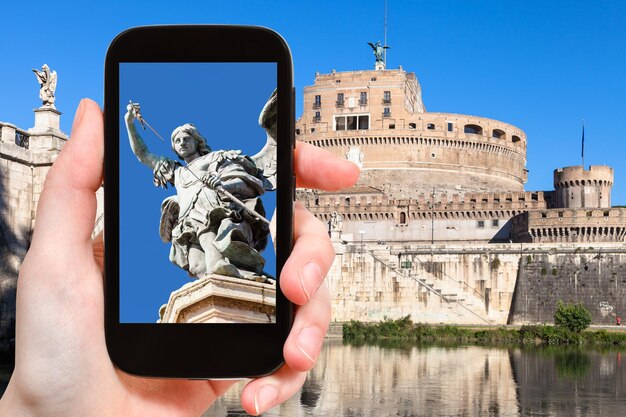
[104,25,294,378]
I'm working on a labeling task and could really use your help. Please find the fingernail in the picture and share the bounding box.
[299,261,322,302]
[71,99,87,133]
[254,384,279,415]
[297,326,322,364]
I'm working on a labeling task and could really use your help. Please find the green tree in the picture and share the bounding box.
[554,301,592,333]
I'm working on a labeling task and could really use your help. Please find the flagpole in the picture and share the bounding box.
[581,119,585,169]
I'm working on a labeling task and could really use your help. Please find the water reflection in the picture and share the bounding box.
[205,340,626,417]
[0,342,623,416]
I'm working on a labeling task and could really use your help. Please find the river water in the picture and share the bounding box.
[1,340,625,416]
[206,339,626,417]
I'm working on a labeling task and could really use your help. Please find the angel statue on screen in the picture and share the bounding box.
[124,90,277,283]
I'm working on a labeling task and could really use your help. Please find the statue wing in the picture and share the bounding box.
[383,46,391,50]
[251,89,278,191]
[159,195,179,243]
[367,42,376,50]
[49,71,58,92]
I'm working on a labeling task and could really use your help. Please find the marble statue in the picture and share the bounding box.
[32,64,57,108]
[330,211,343,232]
[124,90,277,282]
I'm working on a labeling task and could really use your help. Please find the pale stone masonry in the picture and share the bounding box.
[296,62,625,325]
[0,107,68,355]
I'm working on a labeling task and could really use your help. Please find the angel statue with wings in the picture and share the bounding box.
[32,64,58,108]
[124,90,278,283]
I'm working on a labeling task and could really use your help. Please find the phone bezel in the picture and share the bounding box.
[104,25,294,378]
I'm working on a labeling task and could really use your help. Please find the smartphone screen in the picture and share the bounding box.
[119,62,278,324]
[105,26,293,377]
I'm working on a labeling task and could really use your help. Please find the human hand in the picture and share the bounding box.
[202,172,222,190]
[125,102,139,124]
[0,99,359,416]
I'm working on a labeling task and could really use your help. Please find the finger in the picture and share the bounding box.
[295,141,360,190]
[240,364,307,415]
[280,202,333,305]
[30,99,103,256]
[283,280,330,372]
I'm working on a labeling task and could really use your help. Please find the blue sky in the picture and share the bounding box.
[1,3,624,217]
[119,63,276,322]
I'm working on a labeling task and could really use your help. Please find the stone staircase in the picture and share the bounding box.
[364,248,492,324]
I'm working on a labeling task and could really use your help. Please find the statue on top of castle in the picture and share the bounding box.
[367,41,390,63]
[329,211,343,232]
[32,64,57,108]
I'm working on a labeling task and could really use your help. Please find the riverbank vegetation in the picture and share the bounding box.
[343,316,626,347]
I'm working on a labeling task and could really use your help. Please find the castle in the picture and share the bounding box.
[296,57,626,325]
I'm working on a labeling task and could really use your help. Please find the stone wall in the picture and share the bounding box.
[509,249,626,325]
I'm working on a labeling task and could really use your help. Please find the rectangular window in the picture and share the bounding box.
[359,91,368,105]
[314,95,321,108]
[335,114,369,131]
[477,220,485,228]
[447,122,454,132]
[383,90,391,103]
[347,116,357,130]
[335,116,346,131]
[358,115,369,130]
[383,107,391,117]
[313,111,321,122]
[336,93,344,107]
[492,219,499,227]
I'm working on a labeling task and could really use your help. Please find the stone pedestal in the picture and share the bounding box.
[33,106,61,130]
[160,275,276,323]
[28,106,67,151]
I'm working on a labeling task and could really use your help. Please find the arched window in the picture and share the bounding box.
[492,129,505,139]
[400,212,407,224]
[464,124,483,135]
[427,123,435,130]
[512,135,521,143]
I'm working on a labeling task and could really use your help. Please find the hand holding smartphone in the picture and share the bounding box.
[104,25,295,378]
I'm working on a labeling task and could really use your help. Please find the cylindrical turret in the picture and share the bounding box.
[554,166,613,208]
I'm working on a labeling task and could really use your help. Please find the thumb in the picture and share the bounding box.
[30,98,104,256]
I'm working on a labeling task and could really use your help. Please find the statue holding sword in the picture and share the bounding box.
[124,90,278,282]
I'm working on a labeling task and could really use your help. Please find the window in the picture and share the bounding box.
[358,115,369,130]
[383,107,391,118]
[313,111,321,122]
[383,90,391,103]
[492,129,505,139]
[447,122,454,132]
[409,123,416,129]
[359,92,368,105]
[400,212,406,224]
[477,220,485,228]
[427,123,435,130]
[336,93,344,107]
[371,77,377,81]
[512,135,521,143]
[389,124,395,129]
[541,212,547,218]
[295,128,300,135]
[347,116,357,130]
[604,211,610,217]
[557,211,563,218]
[464,124,483,135]
[492,219,499,227]
[313,95,321,109]
[335,114,369,131]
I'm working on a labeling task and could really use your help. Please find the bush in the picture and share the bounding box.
[554,301,592,333]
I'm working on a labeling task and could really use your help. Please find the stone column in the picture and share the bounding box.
[28,106,66,151]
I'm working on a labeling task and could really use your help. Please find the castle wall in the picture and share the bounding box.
[509,250,626,325]
[0,120,66,357]
[328,242,626,326]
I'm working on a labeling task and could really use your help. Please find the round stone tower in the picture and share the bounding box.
[554,165,614,208]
